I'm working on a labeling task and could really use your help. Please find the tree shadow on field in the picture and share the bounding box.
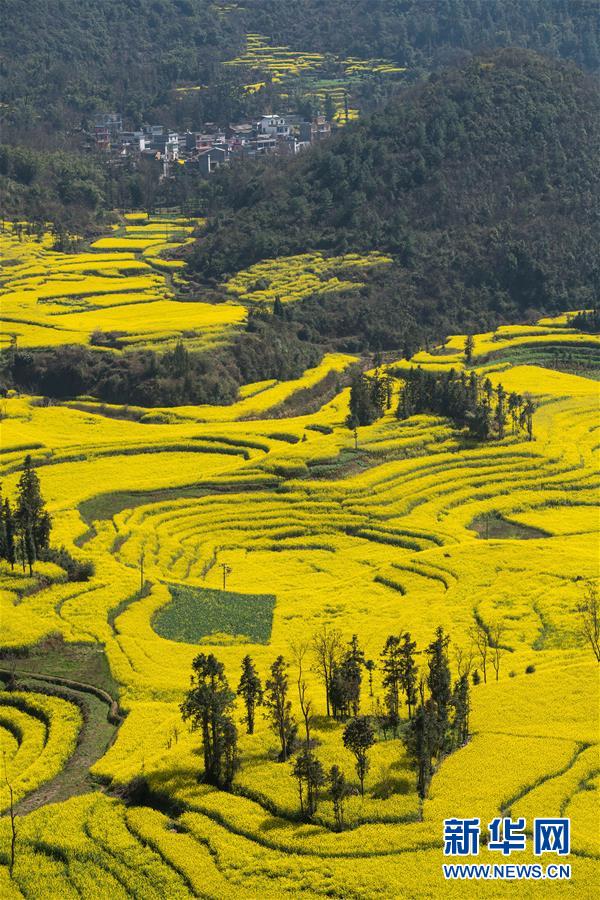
[370,772,413,800]
[311,714,342,732]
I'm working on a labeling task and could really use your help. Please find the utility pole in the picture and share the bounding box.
[220,563,232,591]
[140,549,145,592]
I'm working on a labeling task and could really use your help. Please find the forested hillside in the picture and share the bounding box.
[2,1,598,232]
[189,50,600,352]
[245,0,600,72]
[1,0,598,130]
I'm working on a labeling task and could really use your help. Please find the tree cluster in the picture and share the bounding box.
[180,653,239,789]
[569,307,600,334]
[347,370,392,428]
[4,317,321,407]
[181,622,474,821]
[395,367,536,441]
[404,627,470,799]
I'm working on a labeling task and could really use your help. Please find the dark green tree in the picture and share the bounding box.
[399,632,418,719]
[450,674,470,749]
[464,334,474,365]
[380,635,403,734]
[2,499,16,569]
[237,655,262,735]
[292,748,325,818]
[180,653,238,789]
[15,455,51,575]
[330,634,364,718]
[425,626,452,756]
[329,764,350,831]
[342,715,375,797]
[0,487,6,561]
[364,658,375,698]
[508,391,521,434]
[521,395,536,440]
[347,372,385,428]
[404,697,439,799]
[264,656,297,762]
[495,383,507,439]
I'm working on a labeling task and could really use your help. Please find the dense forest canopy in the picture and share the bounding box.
[187,50,600,351]
[244,0,600,72]
[1,0,598,130]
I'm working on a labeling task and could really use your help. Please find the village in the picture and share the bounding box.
[92,111,334,178]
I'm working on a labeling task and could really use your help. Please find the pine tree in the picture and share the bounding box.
[399,632,418,718]
[380,635,403,734]
[15,455,50,575]
[521,395,536,440]
[451,674,470,748]
[2,500,16,569]
[0,487,6,561]
[464,334,474,365]
[348,372,385,428]
[508,392,521,434]
[495,383,507,439]
[425,626,452,756]
[330,634,364,718]
[292,749,325,818]
[237,655,262,735]
[180,653,238,788]
[404,697,439,799]
[364,658,375,698]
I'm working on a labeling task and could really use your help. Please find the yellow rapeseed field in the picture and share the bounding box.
[0,220,243,351]
[0,261,598,897]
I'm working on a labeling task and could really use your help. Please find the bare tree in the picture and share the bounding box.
[577,581,600,662]
[469,620,489,683]
[454,642,475,679]
[291,640,312,745]
[488,621,506,681]
[311,625,342,717]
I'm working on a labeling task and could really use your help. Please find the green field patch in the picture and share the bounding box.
[153,584,276,644]
[470,513,550,540]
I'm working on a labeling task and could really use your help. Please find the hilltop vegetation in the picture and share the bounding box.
[2,0,599,231]
[190,51,600,352]
[2,0,598,131]
[3,48,598,404]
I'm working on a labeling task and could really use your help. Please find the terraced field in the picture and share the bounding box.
[1,282,599,894]
[0,218,245,353]
[222,251,392,305]
[223,32,405,120]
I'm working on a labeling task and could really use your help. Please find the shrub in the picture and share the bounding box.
[40,546,95,582]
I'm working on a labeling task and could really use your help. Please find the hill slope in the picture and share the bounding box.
[2,0,598,129]
[189,50,600,351]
